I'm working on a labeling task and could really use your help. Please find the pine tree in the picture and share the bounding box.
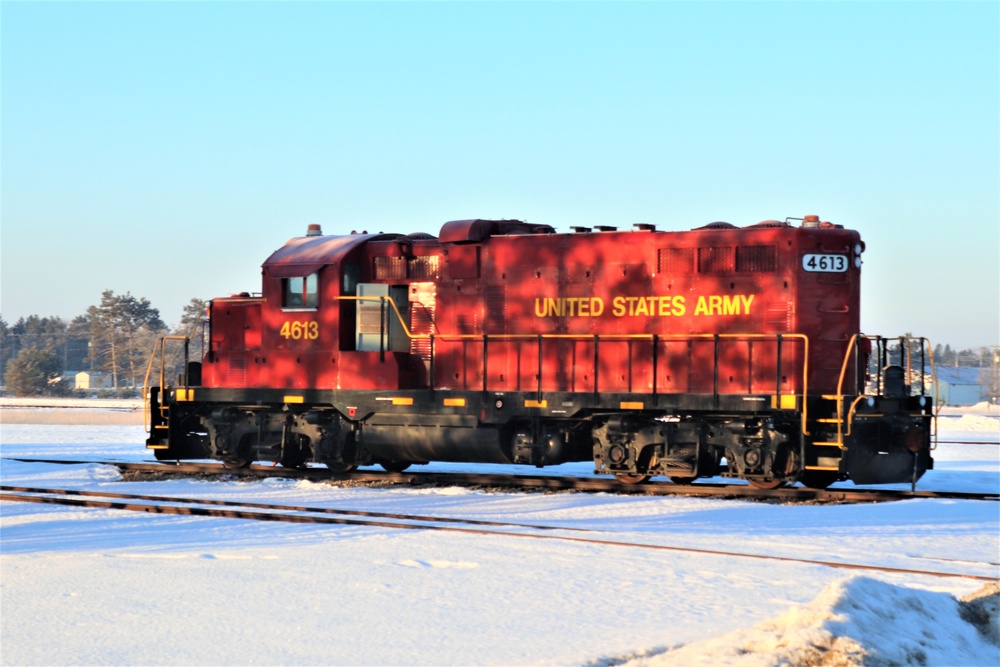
[5,347,65,397]
[87,290,168,392]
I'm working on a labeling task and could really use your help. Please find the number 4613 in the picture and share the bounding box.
[279,321,319,340]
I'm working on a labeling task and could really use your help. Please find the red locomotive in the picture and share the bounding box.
[146,215,935,488]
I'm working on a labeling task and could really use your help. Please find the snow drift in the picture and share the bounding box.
[609,577,999,667]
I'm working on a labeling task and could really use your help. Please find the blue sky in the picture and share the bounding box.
[2,1,997,349]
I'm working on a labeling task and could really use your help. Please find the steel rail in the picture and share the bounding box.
[4,457,997,502]
[2,488,996,583]
[936,440,1000,446]
[0,484,589,533]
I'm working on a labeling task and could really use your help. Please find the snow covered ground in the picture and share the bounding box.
[1,412,998,666]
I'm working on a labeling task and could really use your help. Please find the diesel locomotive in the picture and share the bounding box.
[145,215,936,488]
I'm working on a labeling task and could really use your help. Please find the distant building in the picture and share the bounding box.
[928,366,987,406]
[74,371,112,390]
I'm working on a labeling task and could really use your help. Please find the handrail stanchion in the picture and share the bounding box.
[652,334,659,406]
[482,334,488,395]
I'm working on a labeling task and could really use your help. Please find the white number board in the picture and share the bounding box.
[802,254,848,273]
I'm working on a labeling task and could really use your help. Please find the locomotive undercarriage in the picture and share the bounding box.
[590,412,799,487]
[148,386,932,488]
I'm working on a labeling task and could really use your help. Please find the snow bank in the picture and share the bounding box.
[939,402,1000,417]
[0,398,142,410]
[940,413,1000,433]
[610,577,999,667]
[0,398,143,425]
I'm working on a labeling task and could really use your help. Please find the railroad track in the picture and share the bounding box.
[2,485,996,583]
[4,457,998,503]
[937,439,1000,446]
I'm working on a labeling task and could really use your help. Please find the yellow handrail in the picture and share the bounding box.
[337,295,812,434]
[831,335,939,448]
[142,335,190,433]
[145,295,813,435]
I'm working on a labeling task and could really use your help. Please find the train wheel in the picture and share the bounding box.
[614,473,650,485]
[380,461,411,473]
[324,462,358,473]
[800,471,839,489]
[222,458,251,469]
[668,476,696,485]
[747,478,786,490]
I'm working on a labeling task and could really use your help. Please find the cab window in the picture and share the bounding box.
[283,273,318,309]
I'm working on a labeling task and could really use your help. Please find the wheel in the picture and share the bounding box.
[380,461,411,473]
[222,458,251,469]
[668,476,697,485]
[323,461,358,473]
[800,471,840,489]
[614,473,650,485]
[747,478,786,490]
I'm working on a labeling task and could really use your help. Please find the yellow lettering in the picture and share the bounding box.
[722,295,739,315]
[533,294,750,318]
[279,321,319,340]
[709,295,723,315]
[689,294,755,316]
[535,296,608,317]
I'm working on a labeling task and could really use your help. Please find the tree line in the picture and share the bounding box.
[1,291,205,397]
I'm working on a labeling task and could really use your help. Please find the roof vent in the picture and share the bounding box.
[571,226,592,233]
[696,222,737,230]
[594,225,618,232]
[306,224,323,237]
[633,223,657,232]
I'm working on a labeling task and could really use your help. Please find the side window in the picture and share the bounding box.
[342,264,360,295]
[283,273,318,309]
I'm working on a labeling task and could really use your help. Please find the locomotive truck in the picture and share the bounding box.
[145,215,936,488]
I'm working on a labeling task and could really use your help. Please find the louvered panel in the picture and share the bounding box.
[408,282,436,360]
[485,286,506,334]
[736,245,777,272]
[698,246,734,273]
[657,247,694,274]
[227,357,247,386]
